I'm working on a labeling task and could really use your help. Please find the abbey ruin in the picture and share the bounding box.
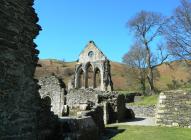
[38,41,131,126]
[1,1,191,140]
[70,41,113,91]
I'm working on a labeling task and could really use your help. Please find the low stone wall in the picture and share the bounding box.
[67,89,99,106]
[59,116,99,140]
[156,90,191,128]
[126,105,156,117]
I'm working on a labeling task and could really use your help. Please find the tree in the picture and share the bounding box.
[127,11,169,94]
[163,0,191,60]
[123,43,147,94]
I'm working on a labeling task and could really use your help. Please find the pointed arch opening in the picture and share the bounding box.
[94,68,101,89]
[79,69,85,88]
[86,63,94,88]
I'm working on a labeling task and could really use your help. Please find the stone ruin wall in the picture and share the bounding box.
[72,41,113,91]
[59,116,99,140]
[0,1,58,139]
[156,90,191,128]
[0,1,105,140]
[67,89,99,106]
[37,76,103,139]
[38,75,66,116]
[67,89,134,124]
[126,105,156,117]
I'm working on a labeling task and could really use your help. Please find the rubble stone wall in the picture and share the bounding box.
[67,89,132,124]
[0,1,57,139]
[79,106,105,135]
[126,105,156,117]
[59,116,99,140]
[156,90,191,128]
[67,89,99,106]
[38,75,66,116]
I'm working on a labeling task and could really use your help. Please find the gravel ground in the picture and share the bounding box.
[110,117,156,126]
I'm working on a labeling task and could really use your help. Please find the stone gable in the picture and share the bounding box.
[71,41,113,91]
[79,41,107,63]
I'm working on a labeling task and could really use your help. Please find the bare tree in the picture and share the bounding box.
[127,11,169,94]
[163,0,191,60]
[123,43,147,94]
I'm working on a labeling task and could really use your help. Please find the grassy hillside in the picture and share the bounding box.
[35,59,191,91]
[35,59,76,85]
[156,61,191,90]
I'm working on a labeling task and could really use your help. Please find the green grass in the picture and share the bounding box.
[129,95,158,106]
[107,125,191,140]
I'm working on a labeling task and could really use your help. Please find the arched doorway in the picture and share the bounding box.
[79,69,85,88]
[95,68,101,89]
[86,64,94,88]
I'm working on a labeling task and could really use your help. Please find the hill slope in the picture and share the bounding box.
[35,59,191,91]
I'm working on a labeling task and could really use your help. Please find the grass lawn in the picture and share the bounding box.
[106,125,191,140]
[129,95,158,106]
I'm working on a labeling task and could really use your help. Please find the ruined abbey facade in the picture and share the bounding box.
[73,41,113,91]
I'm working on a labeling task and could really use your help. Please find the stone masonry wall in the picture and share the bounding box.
[156,90,191,128]
[67,89,133,124]
[67,89,120,107]
[38,75,66,116]
[0,1,57,139]
[79,105,105,136]
[67,89,98,106]
[59,116,99,140]
[126,105,156,117]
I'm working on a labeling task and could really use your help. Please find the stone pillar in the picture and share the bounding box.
[103,102,109,124]
[93,70,96,88]
[100,69,105,91]
[117,94,126,122]
[85,69,88,88]
[74,73,78,88]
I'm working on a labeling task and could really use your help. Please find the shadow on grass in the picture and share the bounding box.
[102,127,125,140]
[128,117,146,122]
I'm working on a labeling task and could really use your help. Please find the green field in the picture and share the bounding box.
[129,95,159,106]
[106,125,191,140]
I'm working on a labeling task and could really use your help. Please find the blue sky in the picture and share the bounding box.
[34,0,180,62]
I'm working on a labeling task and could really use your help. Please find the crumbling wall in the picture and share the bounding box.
[67,89,132,124]
[126,105,156,117]
[0,1,57,139]
[67,89,99,106]
[117,94,127,122]
[78,105,105,135]
[38,75,66,116]
[156,90,191,128]
[59,117,99,140]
